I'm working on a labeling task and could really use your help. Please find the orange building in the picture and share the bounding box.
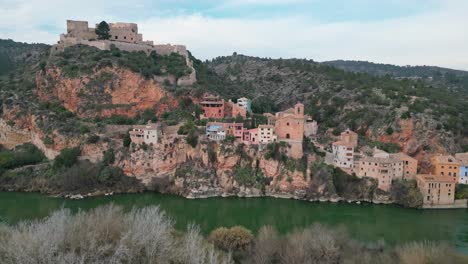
[431,155,460,183]
[416,174,455,206]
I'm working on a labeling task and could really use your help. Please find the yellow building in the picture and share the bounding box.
[431,155,460,183]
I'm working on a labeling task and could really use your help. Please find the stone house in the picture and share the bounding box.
[304,116,318,138]
[373,148,418,180]
[340,129,358,148]
[247,128,259,145]
[455,153,468,184]
[129,123,159,145]
[355,156,404,191]
[431,155,460,183]
[416,174,455,206]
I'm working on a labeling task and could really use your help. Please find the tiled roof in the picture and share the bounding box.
[432,155,460,165]
[455,153,468,165]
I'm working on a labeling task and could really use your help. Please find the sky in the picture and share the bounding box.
[1,0,467,70]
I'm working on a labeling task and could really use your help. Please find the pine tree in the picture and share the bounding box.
[95,21,111,40]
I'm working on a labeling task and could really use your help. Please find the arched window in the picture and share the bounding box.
[286,133,290,139]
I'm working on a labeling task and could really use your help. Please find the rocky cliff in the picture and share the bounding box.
[37,67,168,118]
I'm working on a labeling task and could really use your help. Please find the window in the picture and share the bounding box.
[286,133,290,139]
[115,36,118,39]
[287,122,290,126]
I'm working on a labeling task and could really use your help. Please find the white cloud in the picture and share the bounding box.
[139,1,468,70]
[1,0,467,70]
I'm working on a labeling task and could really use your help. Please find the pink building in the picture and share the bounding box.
[200,95,225,119]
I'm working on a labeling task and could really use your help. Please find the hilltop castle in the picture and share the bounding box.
[51,20,196,86]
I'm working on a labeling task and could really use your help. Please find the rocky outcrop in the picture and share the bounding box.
[37,67,169,118]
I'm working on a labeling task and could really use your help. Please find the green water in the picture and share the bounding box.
[1,192,467,252]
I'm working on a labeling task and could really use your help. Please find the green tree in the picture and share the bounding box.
[95,21,111,40]
[123,131,131,147]
[54,147,80,168]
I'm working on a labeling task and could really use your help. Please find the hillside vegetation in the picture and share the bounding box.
[324,60,468,92]
[194,54,468,153]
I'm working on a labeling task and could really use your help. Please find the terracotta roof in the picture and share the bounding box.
[432,155,460,165]
[132,123,159,130]
[259,125,274,129]
[283,107,295,114]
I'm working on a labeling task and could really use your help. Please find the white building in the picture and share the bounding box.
[236,97,252,112]
[332,141,355,169]
[206,123,226,141]
[258,125,277,144]
[129,123,159,145]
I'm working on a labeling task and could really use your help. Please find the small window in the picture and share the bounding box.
[124,36,127,39]
[115,36,118,39]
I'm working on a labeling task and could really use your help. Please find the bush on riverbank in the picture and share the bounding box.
[390,180,423,208]
[1,205,465,264]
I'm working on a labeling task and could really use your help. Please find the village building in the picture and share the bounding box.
[355,156,404,191]
[331,128,358,170]
[455,153,468,184]
[332,141,355,170]
[373,148,418,180]
[258,125,277,144]
[200,95,248,120]
[416,174,455,206]
[129,123,159,145]
[340,129,358,148]
[225,100,247,119]
[431,155,460,183]
[304,116,318,138]
[205,123,226,141]
[222,122,245,140]
[200,95,225,119]
[236,97,252,113]
[247,128,259,145]
[270,103,305,159]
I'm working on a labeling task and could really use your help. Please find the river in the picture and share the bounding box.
[0,192,467,253]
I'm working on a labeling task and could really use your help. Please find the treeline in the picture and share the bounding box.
[0,205,466,264]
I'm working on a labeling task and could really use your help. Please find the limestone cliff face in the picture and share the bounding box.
[116,138,311,199]
[375,116,455,173]
[36,67,169,118]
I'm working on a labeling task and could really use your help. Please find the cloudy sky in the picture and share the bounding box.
[1,0,467,70]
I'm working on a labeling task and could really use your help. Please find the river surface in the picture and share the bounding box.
[1,192,467,252]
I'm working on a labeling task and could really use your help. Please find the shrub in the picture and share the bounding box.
[0,143,45,170]
[390,180,423,208]
[53,147,80,168]
[455,184,468,199]
[102,148,115,165]
[186,129,198,148]
[87,134,100,144]
[208,226,254,251]
[123,131,131,147]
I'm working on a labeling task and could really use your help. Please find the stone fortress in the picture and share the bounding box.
[51,20,196,86]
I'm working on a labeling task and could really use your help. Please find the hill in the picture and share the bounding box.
[323,60,468,92]
[195,54,468,163]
